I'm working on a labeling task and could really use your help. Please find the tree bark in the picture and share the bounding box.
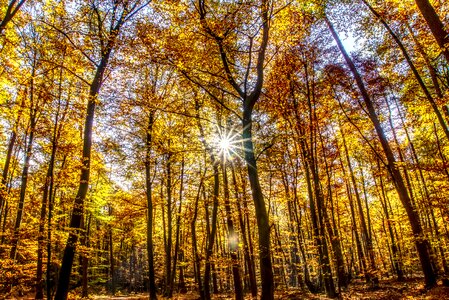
[198,0,274,297]
[233,167,257,296]
[341,128,377,286]
[10,75,37,261]
[327,16,437,288]
[55,10,126,298]
[145,112,158,300]
[35,116,58,299]
[81,213,91,298]
[0,97,25,228]
[375,159,404,280]
[222,161,243,300]
[170,156,185,294]
[0,0,26,34]
[164,152,173,297]
[413,0,449,63]
[36,61,68,299]
[192,166,205,298]
[362,0,449,141]
[319,130,347,290]
[242,112,274,299]
[194,100,220,300]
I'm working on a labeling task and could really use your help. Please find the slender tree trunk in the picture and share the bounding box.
[203,163,219,300]
[309,151,336,297]
[35,130,58,299]
[55,13,125,297]
[222,161,243,300]
[341,128,377,286]
[108,206,115,295]
[433,123,449,180]
[362,0,449,140]
[0,0,26,34]
[1,203,8,245]
[338,150,366,278]
[406,23,444,99]
[194,100,220,300]
[375,160,404,280]
[327,16,437,288]
[145,112,157,300]
[300,140,331,295]
[178,231,186,293]
[170,156,185,294]
[192,166,205,299]
[36,68,67,298]
[319,133,347,289]
[81,214,91,298]
[47,156,65,300]
[0,97,24,223]
[280,170,301,288]
[164,152,173,297]
[10,78,37,261]
[234,167,258,296]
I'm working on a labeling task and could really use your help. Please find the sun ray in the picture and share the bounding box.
[212,125,251,162]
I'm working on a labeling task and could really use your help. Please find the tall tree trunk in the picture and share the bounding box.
[203,163,219,299]
[47,157,65,300]
[413,0,449,63]
[327,16,437,288]
[164,152,173,297]
[192,166,205,299]
[81,214,91,298]
[198,0,274,297]
[242,111,274,299]
[145,112,157,300]
[10,76,37,261]
[299,139,334,296]
[307,143,336,297]
[0,96,24,223]
[406,23,445,99]
[375,160,404,280]
[280,169,301,288]
[341,128,377,286]
[36,62,67,298]
[222,161,243,300]
[362,0,449,140]
[233,167,257,296]
[338,149,366,279]
[319,131,347,290]
[194,100,220,300]
[108,206,115,295]
[55,10,126,297]
[35,123,58,299]
[170,156,185,294]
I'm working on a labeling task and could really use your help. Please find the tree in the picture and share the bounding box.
[361,0,449,140]
[413,0,449,63]
[55,2,149,298]
[326,15,437,288]
[196,1,274,298]
[0,0,27,34]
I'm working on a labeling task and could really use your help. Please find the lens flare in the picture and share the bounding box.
[212,124,252,163]
[218,137,231,152]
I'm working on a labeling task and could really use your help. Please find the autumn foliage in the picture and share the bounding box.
[1,0,449,299]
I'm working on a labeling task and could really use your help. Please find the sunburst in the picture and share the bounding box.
[213,125,249,162]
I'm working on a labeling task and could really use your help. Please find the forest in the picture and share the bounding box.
[1,0,449,299]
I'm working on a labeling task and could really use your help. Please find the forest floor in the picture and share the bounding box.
[89,278,449,300]
[9,278,449,299]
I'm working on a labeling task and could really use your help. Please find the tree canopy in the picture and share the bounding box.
[1,0,449,299]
